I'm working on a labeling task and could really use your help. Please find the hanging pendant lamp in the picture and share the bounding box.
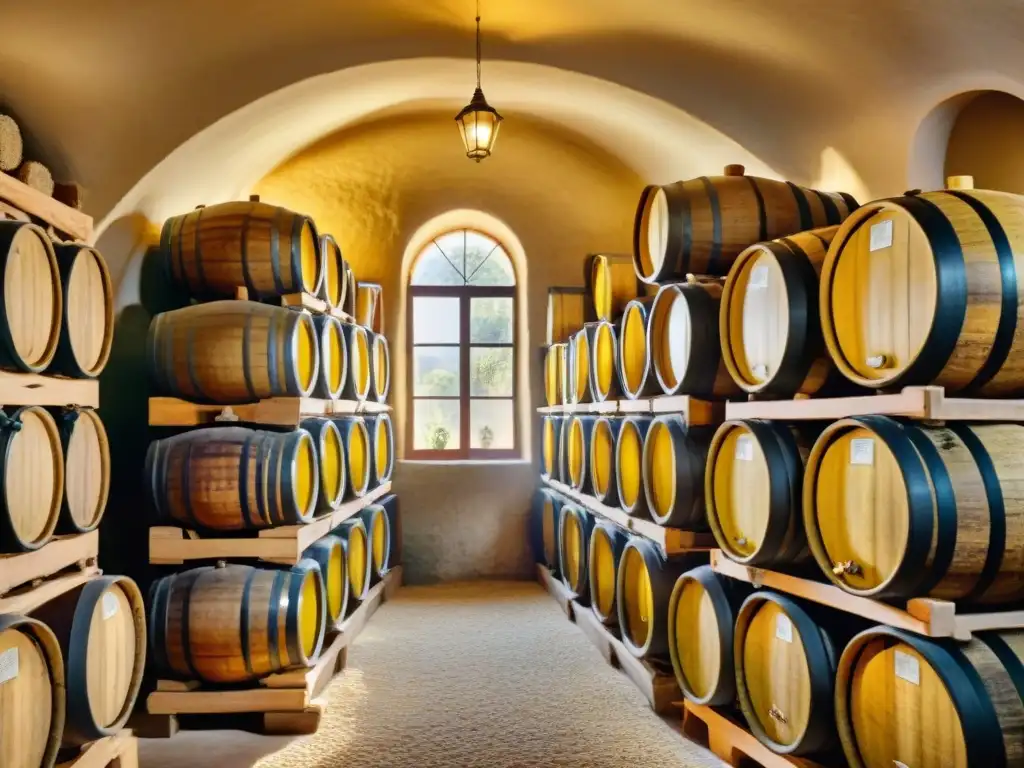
[455,0,503,161]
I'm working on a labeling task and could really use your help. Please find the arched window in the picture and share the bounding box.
[407,229,518,459]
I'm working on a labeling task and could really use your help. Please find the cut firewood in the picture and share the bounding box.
[15,160,54,196]
[54,181,84,210]
[0,115,23,171]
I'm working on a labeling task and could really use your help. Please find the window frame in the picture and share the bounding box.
[406,229,519,460]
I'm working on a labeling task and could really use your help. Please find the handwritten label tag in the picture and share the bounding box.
[748,265,769,289]
[735,435,754,461]
[870,219,893,251]
[895,650,920,685]
[102,591,119,620]
[0,648,18,685]
[775,614,793,643]
[850,438,874,466]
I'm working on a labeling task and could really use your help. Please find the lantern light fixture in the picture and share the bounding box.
[455,0,502,161]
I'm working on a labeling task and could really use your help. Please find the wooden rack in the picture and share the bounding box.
[57,731,138,768]
[0,371,98,408]
[148,396,390,427]
[538,395,724,425]
[0,531,100,607]
[0,171,93,242]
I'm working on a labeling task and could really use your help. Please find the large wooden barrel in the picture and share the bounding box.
[721,226,854,397]
[160,199,322,299]
[587,253,642,322]
[616,416,652,516]
[587,320,619,402]
[300,419,345,511]
[836,626,1024,768]
[642,415,713,528]
[334,417,370,499]
[547,286,588,345]
[567,327,591,404]
[311,314,347,400]
[33,576,145,747]
[559,504,596,602]
[147,301,319,402]
[0,614,64,768]
[339,323,371,401]
[0,405,64,552]
[588,522,628,625]
[356,282,384,334]
[617,296,660,399]
[544,342,567,407]
[803,417,1024,604]
[734,591,841,756]
[532,488,562,575]
[706,420,813,567]
[370,333,390,403]
[0,221,62,373]
[303,535,348,630]
[589,416,621,506]
[360,503,391,581]
[633,165,858,283]
[317,234,346,309]
[566,415,596,494]
[145,426,319,530]
[55,406,109,535]
[148,560,326,684]
[51,242,113,378]
[335,518,372,604]
[668,565,749,706]
[820,184,1024,394]
[541,415,564,483]
[368,413,394,486]
[648,281,740,398]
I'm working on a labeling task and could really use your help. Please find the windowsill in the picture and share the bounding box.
[398,458,532,467]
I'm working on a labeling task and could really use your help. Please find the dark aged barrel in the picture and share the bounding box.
[0,405,64,553]
[300,418,345,511]
[339,323,371,401]
[633,164,858,282]
[54,406,110,535]
[148,560,326,684]
[547,286,588,345]
[334,417,371,499]
[317,234,345,309]
[360,503,391,581]
[588,320,619,402]
[544,342,567,406]
[617,295,660,399]
[586,253,643,322]
[50,242,113,378]
[311,314,347,400]
[370,332,390,403]
[531,488,562,575]
[541,415,565,483]
[616,416,652,516]
[368,413,394,486]
[566,415,597,494]
[0,220,62,373]
[559,504,596,602]
[589,416,622,506]
[588,522,628,625]
[642,415,713,528]
[303,535,348,629]
[160,199,322,299]
[147,301,319,402]
[335,518,372,604]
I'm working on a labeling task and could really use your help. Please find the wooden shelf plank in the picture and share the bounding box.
[538,396,724,424]
[57,731,137,768]
[536,562,573,618]
[0,531,99,597]
[0,172,93,242]
[0,371,98,408]
[148,396,390,427]
[0,567,101,614]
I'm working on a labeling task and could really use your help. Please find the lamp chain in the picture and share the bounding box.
[475,0,482,89]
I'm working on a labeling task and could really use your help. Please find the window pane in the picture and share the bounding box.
[466,234,514,286]
[432,231,467,281]
[470,297,513,343]
[413,296,460,343]
[470,347,514,396]
[414,399,461,450]
[414,347,460,396]
[410,243,463,285]
[471,399,514,449]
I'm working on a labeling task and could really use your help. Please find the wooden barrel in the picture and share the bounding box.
[642,415,713,528]
[33,576,145,747]
[343,266,357,317]
[370,332,390,403]
[379,493,401,569]
[590,416,621,506]
[0,406,64,552]
[633,164,858,283]
[587,253,643,322]
[145,426,319,530]
[360,504,391,581]
[706,420,812,567]
[368,413,394,486]
[803,417,1024,604]
[544,342,567,407]
[668,565,750,706]
[588,522,628,625]
[541,415,564,483]
[160,199,322,299]
[617,296,660,399]
[616,416,652,516]
[335,518,372,604]
[721,226,855,397]
[147,301,319,402]
[303,535,348,630]
[559,504,596,602]
[51,243,113,378]
[317,234,345,309]
[311,314,347,400]
[587,320,619,402]
[339,323,371,401]
[616,538,703,659]
[820,185,1024,395]
[566,415,596,494]
[547,286,588,345]
[0,614,64,768]
[356,282,384,334]
[0,221,62,373]
[148,560,326,684]
[54,406,110,535]
[334,417,370,499]
[567,327,591,404]
[300,419,345,511]
[836,626,1024,768]
[648,280,740,398]
[532,488,562,575]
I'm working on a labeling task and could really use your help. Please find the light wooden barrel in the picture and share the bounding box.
[0,221,62,373]
[147,301,319,402]
[588,522,628,625]
[721,226,854,397]
[303,535,349,629]
[145,426,319,530]
[803,417,1024,604]
[668,565,750,706]
[590,416,622,506]
[836,626,1024,768]
[334,417,370,499]
[616,416,653,516]
[356,282,383,334]
[566,415,597,494]
[339,323,371,401]
[642,415,713,528]
[343,266,357,317]
[55,406,109,535]
[820,186,1024,394]
[649,281,740,398]
[544,343,567,406]
[587,320,619,402]
[360,504,391,581]
[0,405,64,553]
[317,234,346,309]
[51,243,113,378]
[311,314,347,400]
[734,591,840,756]
[567,327,591,404]
[559,504,596,602]
[370,333,390,403]
[148,560,326,684]
[300,419,345,511]
[335,518,372,604]
[617,296,660,399]
[706,420,812,567]
[160,200,322,299]
[547,287,588,345]
[532,488,562,575]
[586,253,642,322]
[541,415,565,483]
[633,165,858,282]
[0,614,64,768]
[616,538,704,659]
[33,576,145,747]
[368,413,394,486]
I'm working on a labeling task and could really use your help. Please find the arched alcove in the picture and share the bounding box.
[945,91,1024,194]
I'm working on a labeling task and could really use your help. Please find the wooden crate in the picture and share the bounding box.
[0,371,98,408]
[537,395,725,425]
[149,481,392,565]
[148,396,390,428]
[0,530,99,600]
[0,171,93,242]
[57,731,138,768]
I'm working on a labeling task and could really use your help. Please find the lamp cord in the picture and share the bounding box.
[475,0,482,89]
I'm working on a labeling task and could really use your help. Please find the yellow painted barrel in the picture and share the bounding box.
[370,332,390,403]
[616,416,652,516]
[311,314,347,400]
[547,287,588,345]
[334,417,371,499]
[588,522,628,625]
[544,343,567,407]
[532,488,562,575]
[587,253,642,322]
[317,234,346,309]
[301,418,346,511]
[589,416,621,506]
[566,415,597,494]
[642,415,713,528]
[587,320,619,402]
[335,518,372,605]
[339,323,371,402]
[567,327,591,404]
[617,296,660,399]
[559,504,596,602]
[541,415,565,483]
[360,503,392,582]
[303,535,349,629]
[368,413,394,486]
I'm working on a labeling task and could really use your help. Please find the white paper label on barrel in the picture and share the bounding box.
[894,762,909,768]
[895,650,920,685]
[870,219,893,251]
[850,438,874,465]
[735,435,754,461]
[103,591,119,620]
[748,265,769,289]
[0,648,18,685]
[775,614,793,643]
